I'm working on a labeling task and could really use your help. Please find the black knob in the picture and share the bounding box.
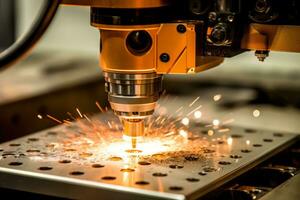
[209,24,228,45]
[126,31,152,56]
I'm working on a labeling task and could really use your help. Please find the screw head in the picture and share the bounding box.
[227,15,234,22]
[177,24,186,33]
[208,12,217,22]
[160,53,170,62]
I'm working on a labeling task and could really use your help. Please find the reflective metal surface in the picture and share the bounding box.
[0,113,297,200]
[104,72,162,117]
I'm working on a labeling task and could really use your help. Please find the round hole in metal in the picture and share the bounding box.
[186,178,200,182]
[241,149,252,153]
[28,138,39,142]
[273,133,283,137]
[138,161,151,165]
[26,149,40,153]
[153,172,167,177]
[231,134,243,138]
[245,129,257,133]
[9,162,22,166]
[185,155,199,161]
[218,161,231,165]
[9,144,20,147]
[70,171,84,175]
[92,164,104,168]
[47,131,58,136]
[65,148,76,152]
[121,168,135,172]
[135,181,149,185]
[39,166,53,171]
[108,156,123,161]
[59,159,71,164]
[230,154,242,159]
[169,164,184,169]
[102,176,116,180]
[263,138,273,142]
[169,186,183,191]
[203,167,217,172]
[199,171,207,176]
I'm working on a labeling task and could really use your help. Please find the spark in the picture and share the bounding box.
[222,118,235,125]
[96,101,105,113]
[218,128,230,133]
[212,119,220,126]
[181,117,190,126]
[46,115,62,124]
[179,129,188,138]
[34,93,237,166]
[253,109,260,117]
[189,96,200,107]
[213,94,222,102]
[37,114,43,119]
[227,137,233,145]
[194,111,202,119]
[157,106,167,115]
[107,121,113,129]
[164,131,176,137]
[63,120,72,124]
[175,106,183,113]
[208,130,214,136]
[187,105,202,116]
[83,114,91,123]
[76,108,83,118]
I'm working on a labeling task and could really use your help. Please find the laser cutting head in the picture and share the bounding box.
[89,1,209,139]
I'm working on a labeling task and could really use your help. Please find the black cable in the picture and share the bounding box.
[0,0,60,70]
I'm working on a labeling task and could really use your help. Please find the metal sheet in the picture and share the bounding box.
[0,114,297,200]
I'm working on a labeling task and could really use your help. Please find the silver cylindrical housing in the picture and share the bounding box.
[104,72,163,119]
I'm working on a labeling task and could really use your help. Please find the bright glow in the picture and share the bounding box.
[246,140,250,145]
[179,129,188,138]
[37,114,43,119]
[181,117,190,126]
[106,139,169,159]
[208,130,214,136]
[157,106,168,115]
[213,94,222,102]
[194,111,202,119]
[253,109,260,117]
[227,137,233,145]
[213,119,220,126]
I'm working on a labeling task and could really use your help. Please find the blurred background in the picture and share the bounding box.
[0,0,300,142]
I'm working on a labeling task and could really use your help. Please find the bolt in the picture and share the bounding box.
[208,12,217,22]
[177,24,186,33]
[227,15,234,22]
[160,53,170,62]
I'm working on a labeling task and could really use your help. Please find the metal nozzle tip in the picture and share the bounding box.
[122,118,145,149]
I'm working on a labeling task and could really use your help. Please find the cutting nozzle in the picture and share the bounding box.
[122,118,145,148]
[104,72,163,148]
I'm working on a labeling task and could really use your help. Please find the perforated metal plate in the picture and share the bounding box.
[0,114,298,200]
